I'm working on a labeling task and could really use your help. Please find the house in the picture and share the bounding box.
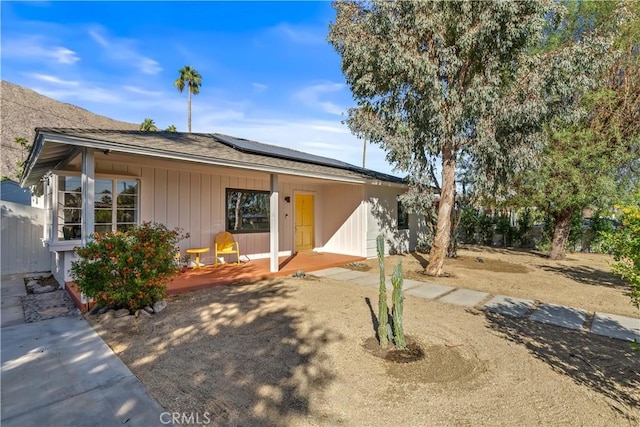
[20,128,428,287]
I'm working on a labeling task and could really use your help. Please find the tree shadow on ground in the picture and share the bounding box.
[90,279,343,426]
[483,311,640,422]
[459,244,550,259]
[410,252,429,269]
[537,264,628,289]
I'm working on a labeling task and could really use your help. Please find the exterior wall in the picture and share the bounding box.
[365,185,423,258]
[46,155,371,280]
[1,201,50,275]
[317,183,366,257]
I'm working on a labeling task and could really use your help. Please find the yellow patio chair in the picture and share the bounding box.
[214,231,240,266]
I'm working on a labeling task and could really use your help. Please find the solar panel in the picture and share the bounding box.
[212,133,359,170]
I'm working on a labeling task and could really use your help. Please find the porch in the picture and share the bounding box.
[66,251,365,311]
[169,251,364,294]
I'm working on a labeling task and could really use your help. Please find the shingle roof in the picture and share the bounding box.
[21,128,406,187]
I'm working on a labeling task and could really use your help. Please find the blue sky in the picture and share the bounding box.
[1,1,397,175]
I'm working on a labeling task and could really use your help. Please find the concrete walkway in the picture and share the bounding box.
[313,267,640,343]
[1,275,169,427]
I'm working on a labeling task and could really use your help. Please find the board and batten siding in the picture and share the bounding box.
[318,183,367,257]
[44,152,403,282]
[137,161,333,264]
[365,185,413,258]
[1,201,50,275]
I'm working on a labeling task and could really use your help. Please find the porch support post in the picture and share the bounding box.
[270,173,279,272]
[81,147,95,246]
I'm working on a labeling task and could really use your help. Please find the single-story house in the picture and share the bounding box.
[20,128,428,287]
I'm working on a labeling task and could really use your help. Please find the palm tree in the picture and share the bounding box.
[165,124,177,132]
[140,118,158,131]
[174,66,202,132]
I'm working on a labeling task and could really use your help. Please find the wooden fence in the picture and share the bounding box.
[1,201,50,275]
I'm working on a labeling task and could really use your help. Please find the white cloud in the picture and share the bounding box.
[2,36,79,64]
[139,58,162,75]
[29,73,80,87]
[51,47,80,64]
[87,26,162,75]
[252,83,268,92]
[293,83,346,115]
[122,85,163,97]
[271,23,325,45]
[33,85,122,104]
[88,29,109,47]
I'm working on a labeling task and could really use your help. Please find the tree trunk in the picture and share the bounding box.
[187,87,192,133]
[425,141,456,276]
[549,209,573,260]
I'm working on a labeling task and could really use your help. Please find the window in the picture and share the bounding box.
[57,176,139,240]
[226,188,270,233]
[398,200,409,230]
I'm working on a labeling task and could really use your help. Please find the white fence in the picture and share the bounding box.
[1,201,50,275]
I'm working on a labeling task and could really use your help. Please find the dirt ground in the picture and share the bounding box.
[88,248,640,426]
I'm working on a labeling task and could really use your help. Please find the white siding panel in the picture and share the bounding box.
[318,184,365,256]
[166,170,179,229]
[154,169,168,225]
[365,185,419,257]
[140,167,154,220]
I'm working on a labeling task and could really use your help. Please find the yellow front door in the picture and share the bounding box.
[295,194,314,252]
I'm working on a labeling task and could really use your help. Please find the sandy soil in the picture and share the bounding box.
[88,248,640,426]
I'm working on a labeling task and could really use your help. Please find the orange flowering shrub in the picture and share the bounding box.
[71,222,189,311]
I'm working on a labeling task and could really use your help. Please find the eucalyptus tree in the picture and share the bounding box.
[329,0,552,276]
[509,1,638,260]
[139,118,158,131]
[174,66,202,133]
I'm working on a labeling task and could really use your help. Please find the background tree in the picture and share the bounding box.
[165,124,177,132]
[174,65,202,133]
[140,118,158,131]
[13,136,31,180]
[509,1,638,260]
[329,0,552,276]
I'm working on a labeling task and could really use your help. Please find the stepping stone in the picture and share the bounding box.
[311,267,350,278]
[406,283,455,300]
[483,295,535,318]
[438,288,489,307]
[402,279,429,290]
[591,312,640,343]
[529,303,588,330]
[347,274,381,287]
[326,270,372,282]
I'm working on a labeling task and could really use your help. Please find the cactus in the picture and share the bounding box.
[391,260,406,350]
[376,235,389,348]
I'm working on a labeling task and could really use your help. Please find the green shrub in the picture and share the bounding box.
[478,211,495,245]
[459,207,480,243]
[71,222,189,311]
[602,203,640,310]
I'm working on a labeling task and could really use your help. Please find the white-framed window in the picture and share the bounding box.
[57,175,139,240]
[225,188,270,234]
[397,200,409,230]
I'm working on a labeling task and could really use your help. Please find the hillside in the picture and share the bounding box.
[1,80,139,181]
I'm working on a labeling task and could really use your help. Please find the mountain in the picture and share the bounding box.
[1,80,139,181]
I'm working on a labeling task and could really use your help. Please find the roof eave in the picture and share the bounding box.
[25,131,400,186]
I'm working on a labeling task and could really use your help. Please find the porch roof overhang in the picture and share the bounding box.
[21,128,408,188]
